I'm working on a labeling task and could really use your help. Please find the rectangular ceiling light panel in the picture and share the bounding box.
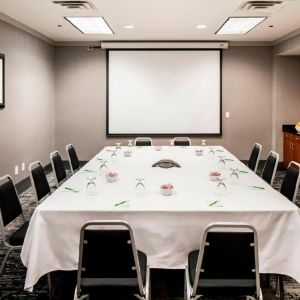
[216,17,266,34]
[65,16,113,34]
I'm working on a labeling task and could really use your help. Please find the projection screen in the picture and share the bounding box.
[107,50,221,136]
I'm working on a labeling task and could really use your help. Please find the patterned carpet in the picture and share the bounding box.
[1,170,300,300]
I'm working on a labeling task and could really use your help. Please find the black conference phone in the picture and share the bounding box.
[152,159,181,169]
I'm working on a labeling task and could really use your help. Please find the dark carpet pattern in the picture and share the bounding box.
[1,171,300,300]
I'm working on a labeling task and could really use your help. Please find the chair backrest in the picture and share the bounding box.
[261,151,279,185]
[280,161,300,202]
[50,151,67,187]
[0,175,23,227]
[173,137,191,146]
[29,161,51,203]
[77,220,145,298]
[66,144,80,174]
[247,143,262,173]
[134,137,152,146]
[192,222,259,298]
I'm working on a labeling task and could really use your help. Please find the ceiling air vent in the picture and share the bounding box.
[240,1,291,14]
[52,1,94,10]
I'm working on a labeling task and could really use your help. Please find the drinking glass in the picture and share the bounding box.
[99,160,108,175]
[229,168,239,185]
[128,140,133,147]
[201,139,207,146]
[218,156,226,170]
[216,178,227,195]
[208,147,215,158]
[86,177,97,196]
[169,139,174,147]
[135,178,146,195]
[115,143,122,150]
[110,150,118,161]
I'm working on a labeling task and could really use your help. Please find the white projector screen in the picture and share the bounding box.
[107,50,221,136]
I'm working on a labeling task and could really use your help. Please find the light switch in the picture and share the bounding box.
[225,112,230,118]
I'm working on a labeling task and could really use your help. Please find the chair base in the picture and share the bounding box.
[275,275,285,300]
[0,244,23,276]
[0,246,14,275]
[76,267,150,300]
[184,266,263,300]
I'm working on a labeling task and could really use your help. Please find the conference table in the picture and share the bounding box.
[21,146,300,291]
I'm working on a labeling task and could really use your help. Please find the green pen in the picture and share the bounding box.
[115,200,129,207]
[225,158,234,161]
[64,187,80,192]
[209,200,219,207]
[239,170,248,173]
[84,169,95,173]
[250,185,265,190]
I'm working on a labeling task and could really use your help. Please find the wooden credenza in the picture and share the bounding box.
[283,126,300,168]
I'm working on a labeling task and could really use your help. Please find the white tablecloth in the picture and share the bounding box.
[21,146,300,290]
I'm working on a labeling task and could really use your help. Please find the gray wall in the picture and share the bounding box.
[274,55,300,158]
[55,46,273,160]
[0,20,55,182]
[1,16,300,184]
[55,47,106,161]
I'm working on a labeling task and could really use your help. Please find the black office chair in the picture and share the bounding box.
[280,161,300,203]
[134,137,152,147]
[29,161,51,204]
[50,151,67,188]
[76,220,150,300]
[261,151,279,185]
[173,137,191,146]
[0,175,29,275]
[247,143,262,173]
[66,144,80,174]
[269,161,300,299]
[185,222,262,300]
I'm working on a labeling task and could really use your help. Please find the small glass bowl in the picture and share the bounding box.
[106,172,118,182]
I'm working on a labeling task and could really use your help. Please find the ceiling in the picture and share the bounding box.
[0,0,300,44]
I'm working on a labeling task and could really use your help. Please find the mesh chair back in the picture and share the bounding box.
[30,162,51,202]
[51,151,67,185]
[280,162,300,202]
[261,151,278,185]
[135,138,152,146]
[67,144,80,173]
[248,143,261,172]
[173,138,191,146]
[80,229,137,279]
[0,176,22,226]
[200,232,255,280]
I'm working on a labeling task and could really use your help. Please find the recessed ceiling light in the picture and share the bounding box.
[124,25,135,29]
[216,17,266,35]
[65,16,113,34]
[196,25,207,29]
